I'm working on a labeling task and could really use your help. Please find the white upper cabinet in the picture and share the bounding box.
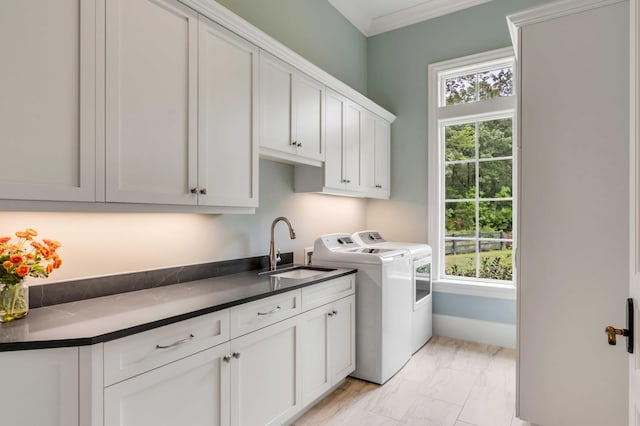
[295,89,391,199]
[0,0,96,202]
[105,0,258,209]
[105,0,199,205]
[198,16,259,208]
[260,52,324,166]
[360,110,391,198]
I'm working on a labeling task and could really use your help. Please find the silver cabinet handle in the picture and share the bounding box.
[341,179,351,184]
[190,187,198,194]
[257,306,281,316]
[156,333,194,349]
[328,311,334,317]
[297,142,302,147]
[375,184,382,188]
[291,140,297,146]
[199,188,207,195]
[223,355,231,363]
[232,352,241,359]
[332,309,338,316]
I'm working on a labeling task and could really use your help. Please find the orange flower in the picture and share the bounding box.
[46,263,53,274]
[31,241,43,250]
[25,253,35,260]
[43,239,61,249]
[53,258,62,269]
[0,237,10,244]
[39,246,51,259]
[15,264,30,277]
[26,228,38,237]
[2,261,12,270]
[9,254,23,264]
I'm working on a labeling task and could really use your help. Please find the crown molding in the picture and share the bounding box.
[368,0,492,36]
[330,0,492,37]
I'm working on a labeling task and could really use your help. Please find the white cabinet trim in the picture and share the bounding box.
[180,0,396,123]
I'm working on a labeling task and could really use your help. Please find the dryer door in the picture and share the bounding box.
[414,256,431,310]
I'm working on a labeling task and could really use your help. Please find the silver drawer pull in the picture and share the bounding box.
[257,306,281,316]
[156,333,195,349]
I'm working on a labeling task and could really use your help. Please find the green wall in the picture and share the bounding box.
[365,0,548,324]
[216,0,368,94]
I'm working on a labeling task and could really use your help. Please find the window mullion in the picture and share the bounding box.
[475,121,481,278]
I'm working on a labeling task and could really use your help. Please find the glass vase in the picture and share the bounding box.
[0,281,29,322]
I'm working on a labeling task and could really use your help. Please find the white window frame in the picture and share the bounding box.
[428,47,517,300]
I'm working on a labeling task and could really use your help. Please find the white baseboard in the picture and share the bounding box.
[433,314,516,348]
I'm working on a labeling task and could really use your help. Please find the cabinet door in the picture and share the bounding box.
[324,91,346,189]
[360,112,391,198]
[0,0,96,201]
[104,343,231,426]
[359,111,377,192]
[328,295,356,383]
[374,119,391,194]
[260,53,293,154]
[343,102,361,190]
[0,347,79,426]
[230,316,301,426]
[105,0,198,205]
[300,305,331,406]
[292,74,324,161]
[198,17,258,208]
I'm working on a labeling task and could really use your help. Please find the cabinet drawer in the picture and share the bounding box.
[301,274,355,311]
[104,309,230,386]
[229,290,301,338]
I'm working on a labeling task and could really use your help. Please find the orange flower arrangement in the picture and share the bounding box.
[0,228,62,286]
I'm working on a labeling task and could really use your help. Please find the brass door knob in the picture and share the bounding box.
[605,325,628,345]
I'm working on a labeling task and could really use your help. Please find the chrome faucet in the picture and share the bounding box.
[269,216,296,271]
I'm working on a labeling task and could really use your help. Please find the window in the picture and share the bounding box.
[428,48,516,295]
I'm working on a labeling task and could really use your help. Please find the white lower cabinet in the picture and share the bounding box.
[230,316,302,426]
[0,274,356,426]
[300,295,356,405]
[0,347,79,426]
[104,343,231,426]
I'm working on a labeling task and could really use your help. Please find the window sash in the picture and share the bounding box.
[428,47,517,289]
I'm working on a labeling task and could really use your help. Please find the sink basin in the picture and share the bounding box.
[263,266,336,280]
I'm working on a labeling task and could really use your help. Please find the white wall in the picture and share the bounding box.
[0,160,367,284]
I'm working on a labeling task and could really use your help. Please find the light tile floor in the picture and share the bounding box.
[293,336,534,426]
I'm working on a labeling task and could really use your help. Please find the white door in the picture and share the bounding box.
[300,304,332,406]
[328,295,356,383]
[198,16,258,208]
[259,53,294,154]
[374,118,391,194]
[104,343,231,426]
[229,316,302,426]
[292,73,324,161]
[630,1,640,423]
[343,102,361,190]
[0,347,79,426]
[105,0,198,205]
[515,2,630,425]
[0,0,96,202]
[324,90,346,189]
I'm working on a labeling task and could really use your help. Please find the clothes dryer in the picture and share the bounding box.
[352,231,433,353]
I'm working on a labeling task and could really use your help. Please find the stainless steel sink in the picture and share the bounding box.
[260,266,335,279]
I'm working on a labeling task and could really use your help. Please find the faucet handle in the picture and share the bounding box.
[276,249,282,264]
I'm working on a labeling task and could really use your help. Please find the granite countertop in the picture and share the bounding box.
[0,265,356,352]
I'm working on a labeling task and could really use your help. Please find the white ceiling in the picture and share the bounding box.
[328,0,493,37]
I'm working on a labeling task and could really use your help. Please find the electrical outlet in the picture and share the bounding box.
[303,247,313,265]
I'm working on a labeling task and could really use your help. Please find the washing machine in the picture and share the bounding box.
[313,233,413,384]
[352,230,433,353]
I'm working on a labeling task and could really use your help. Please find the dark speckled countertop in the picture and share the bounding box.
[0,266,356,352]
